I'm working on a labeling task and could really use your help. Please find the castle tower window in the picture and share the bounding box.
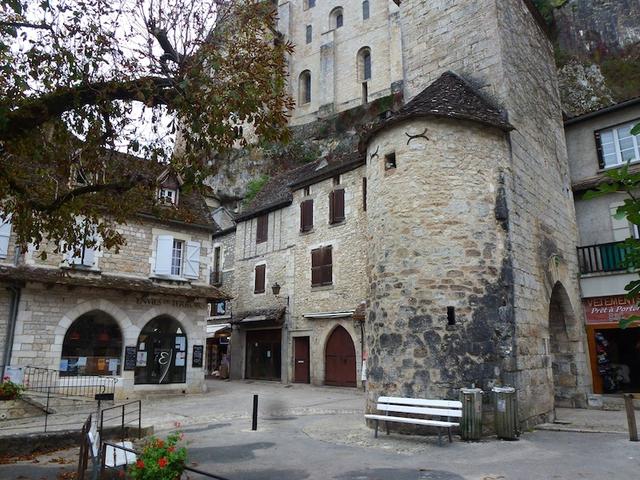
[357,47,372,82]
[362,1,370,20]
[306,25,312,44]
[330,7,344,29]
[304,0,315,10]
[299,70,312,105]
[385,152,397,170]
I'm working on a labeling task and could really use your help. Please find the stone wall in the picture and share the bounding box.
[365,117,512,407]
[213,230,237,294]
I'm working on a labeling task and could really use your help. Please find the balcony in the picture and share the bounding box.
[577,242,632,275]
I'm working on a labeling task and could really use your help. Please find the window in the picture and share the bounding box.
[385,152,397,170]
[211,300,227,316]
[362,82,368,104]
[304,186,311,196]
[362,0,370,20]
[212,246,222,285]
[330,7,344,29]
[254,264,266,294]
[0,215,12,259]
[233,125,244,139]
[329,188,345,224]
[333,175,341,186]
[154,235,200,279]
[299,70,311,105]
[304,0,315,9]
[65,221,97,268]
[311,246,333,287]
[362,177,367,211]
[256,214,268,244]
[301,199,314,232]
[306,25,312,44]
[363,51,371,80]
[158,188,178,205]
[171,239,184,276]
[357,47,372,85]
[596,120,640,169]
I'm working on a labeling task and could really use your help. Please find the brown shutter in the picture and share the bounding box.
[594,130,605,169]
[362,177,367,212]
[334,189,345,222]
[254,264,266,293]
[301,200,314,232]
[322,246,333,285]
[311,248,322,286]
[256,214,268,244]
[329,191,335,224]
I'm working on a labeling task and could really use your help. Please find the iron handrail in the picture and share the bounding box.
[22,365,118,398]
[99,400,142,441]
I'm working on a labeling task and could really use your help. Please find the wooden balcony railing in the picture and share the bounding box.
[577,241,632,275]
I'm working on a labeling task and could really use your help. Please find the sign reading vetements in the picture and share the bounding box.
[192,345,204,368]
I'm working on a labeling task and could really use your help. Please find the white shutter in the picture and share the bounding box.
[184,241,201,279]
[82,245,96,267]
[0,216,12,258]
[65,245,82,265]
[154,235,174,275]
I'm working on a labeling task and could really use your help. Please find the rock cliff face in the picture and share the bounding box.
[552,0,640,116]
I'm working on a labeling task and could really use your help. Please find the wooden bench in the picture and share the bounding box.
[364,396,463,445]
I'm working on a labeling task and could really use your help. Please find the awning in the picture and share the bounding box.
[206,323,231,336]
[232,307,286,327]
[302,310,355,319]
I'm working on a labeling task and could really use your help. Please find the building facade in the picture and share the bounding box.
[0,171,228,399]
[566,98,640,398]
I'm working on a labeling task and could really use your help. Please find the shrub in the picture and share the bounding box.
[0,376,23,400]
[128,432,187,480]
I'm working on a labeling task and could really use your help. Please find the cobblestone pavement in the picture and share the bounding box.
[1,381,639,479]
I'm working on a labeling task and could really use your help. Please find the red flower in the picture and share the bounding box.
[157,457,168,469]
[168,446,175,453]
[156,439,165,448]
[136,460,145,469]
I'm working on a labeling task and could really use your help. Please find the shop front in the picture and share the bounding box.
[584,295,640,394]
[206,323,231,378]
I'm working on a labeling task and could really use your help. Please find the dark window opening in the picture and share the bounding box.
[254,264,266,294]
[363,51,371,80]
[306,25,312,44]
[134,316,187,385]
[363,0,370,20]
[447,306,456,326]
[311,246,333,286]
[233,125,243,139]
[362,82,368,104]
[385,152,397,170]
[300,199,314,232]
[333,175,341,186]
[329,188,345,224]
[212,246,222,285]
[362,177,367,211]
[336,13,343,28]
[304,186,310,196]
[256,214,268,244]
[595,327,640,393]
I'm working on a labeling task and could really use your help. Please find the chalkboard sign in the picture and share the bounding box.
[192,345,204,368]
[124,346,137,371]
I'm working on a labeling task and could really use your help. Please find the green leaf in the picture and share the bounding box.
[619,316,640,329]
[631,123,640,136]
[613,210,627,220]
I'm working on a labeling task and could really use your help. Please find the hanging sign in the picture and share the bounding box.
[192,345,204,368]
[583,295,640,325]
[124,346,137,371]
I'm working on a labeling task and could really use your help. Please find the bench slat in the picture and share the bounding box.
[378,396,462,409]
[376,404,462,418]
[365,414,459,428]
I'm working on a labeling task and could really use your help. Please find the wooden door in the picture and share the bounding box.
[325,326,357,387]
[293,337,310,383]
[245,329,282,381]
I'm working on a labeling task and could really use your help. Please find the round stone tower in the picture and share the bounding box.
[362,72,517,411]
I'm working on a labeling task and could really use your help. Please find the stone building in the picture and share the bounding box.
[565,98,640,398]
[217,0,593,429]
[0,167,228,399]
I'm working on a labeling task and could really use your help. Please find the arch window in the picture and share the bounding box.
[330,7,344,29]
[61,311,123,376]
[306,25,312,44]
[299,70,312,105]
[362,1,370,20]
[134,316,188,385]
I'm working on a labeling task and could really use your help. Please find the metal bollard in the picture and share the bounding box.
[251,394,258,431]
[624,393,638,442]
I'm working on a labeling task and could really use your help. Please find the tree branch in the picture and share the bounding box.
[0,76,176,141]
[0,21,52,31]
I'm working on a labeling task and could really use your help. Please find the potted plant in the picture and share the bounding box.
[128,432,187,480]
[0,376,24,400]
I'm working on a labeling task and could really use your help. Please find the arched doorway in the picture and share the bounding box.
[135,316,187,385]
[61,311,123,376]
[548,282,579,407]
[325,326,357,387]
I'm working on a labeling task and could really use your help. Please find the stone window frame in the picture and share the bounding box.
[595,119,640,170]
[299,70,312,105]
[362,0,370,20]
[330,7,344,30]
[305,24,312,44]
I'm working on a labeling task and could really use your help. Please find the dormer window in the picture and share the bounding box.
[158,188,178,205]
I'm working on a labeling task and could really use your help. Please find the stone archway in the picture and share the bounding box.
[325,326,357,387]
[135,315,188,385]
[548,282,580,407]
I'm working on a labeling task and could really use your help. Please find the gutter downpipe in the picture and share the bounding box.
[2,284,21,378]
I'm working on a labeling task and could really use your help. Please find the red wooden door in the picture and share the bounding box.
[325,326,357,387]
[293,336,310,383]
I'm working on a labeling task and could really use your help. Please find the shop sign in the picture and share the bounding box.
[583,295,640,325]
[124,346,137,371]
[136,297,205,309]
[192,345,204,368]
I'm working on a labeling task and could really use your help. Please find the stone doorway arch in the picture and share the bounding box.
[548,282,580,407]
[325,326,357,387]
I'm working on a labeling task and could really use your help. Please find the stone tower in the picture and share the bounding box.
[362,0,591,427]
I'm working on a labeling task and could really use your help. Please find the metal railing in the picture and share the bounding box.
[577,241,633,274]
[23,365,117,398]
[99,400,142,441]
[99,442,231,479]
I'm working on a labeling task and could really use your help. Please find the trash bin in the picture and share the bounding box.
[492,386,519,440]
[460,388,483,441]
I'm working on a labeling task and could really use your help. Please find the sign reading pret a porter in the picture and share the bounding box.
[135,297,205,309]
[583,295,640,325]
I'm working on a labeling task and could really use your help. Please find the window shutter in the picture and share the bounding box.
[311,248,322,286]
[154,235,174,275]
[254,264,266,293]
[0,216,12,259]
[333,189,345,223]
[184,241,201,279]
[362,177,367,211]
[322,246,333,285]
[329,191,335,224]
[81,244,96,267]
[594,131,605,169]
[256,215,268,244]
[301,200,313,232]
